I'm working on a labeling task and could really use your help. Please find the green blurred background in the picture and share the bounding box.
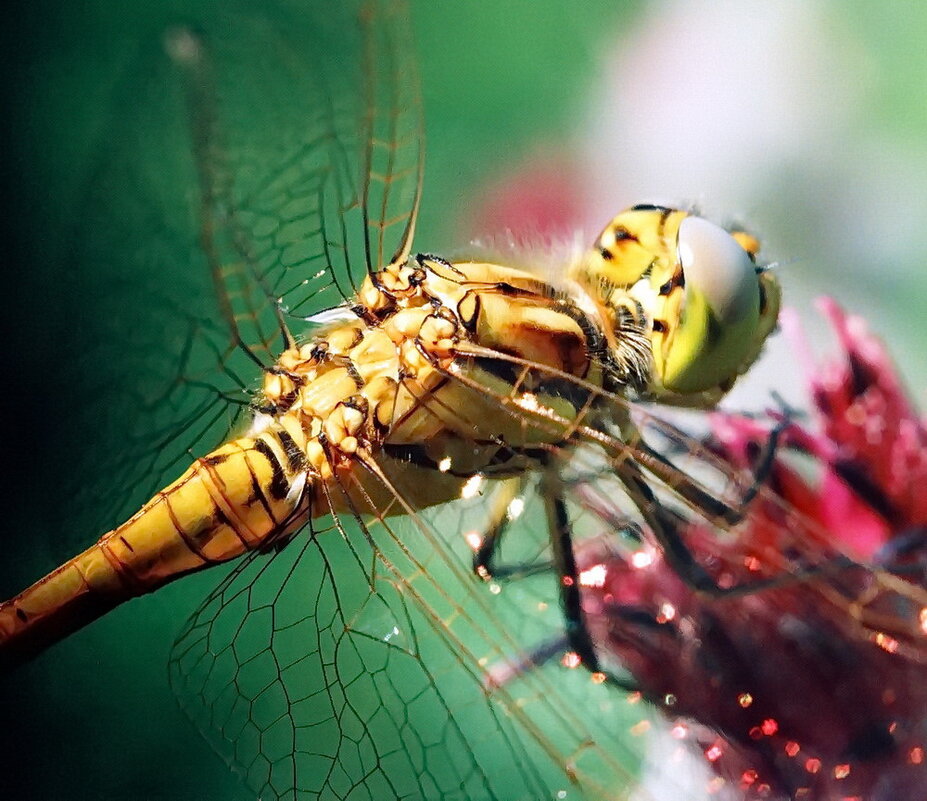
[3,0,927,798]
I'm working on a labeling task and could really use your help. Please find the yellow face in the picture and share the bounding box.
[571,205,780,405]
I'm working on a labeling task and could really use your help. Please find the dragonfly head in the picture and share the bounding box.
[576,205,780,406]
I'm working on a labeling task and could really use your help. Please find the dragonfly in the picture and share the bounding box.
[3,1,921,799]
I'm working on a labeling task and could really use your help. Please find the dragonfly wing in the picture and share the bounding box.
[165,0,424,358]
[57,27,254,541]
[168,485,657,801]
[52,0,422,540]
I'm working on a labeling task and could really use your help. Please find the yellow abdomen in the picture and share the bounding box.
[0,424,307,669]
[0,256,602,670]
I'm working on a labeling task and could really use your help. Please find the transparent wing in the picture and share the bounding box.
[54,0,422,540]
[168,480,652,801]
[167,0,423,348]
[169,338,927,801]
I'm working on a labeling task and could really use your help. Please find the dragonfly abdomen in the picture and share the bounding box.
[0,424,309,669]
[1,256,605,669]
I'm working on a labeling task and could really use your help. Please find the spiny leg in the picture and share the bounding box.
[541,468,638,691]
[468,462,636,688]
[627,394,900,599]
[619,461,724,595]
[733,416,788,513]
[619,458,855,598]
[636,414,789,529]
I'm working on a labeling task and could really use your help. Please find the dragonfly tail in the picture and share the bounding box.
[0,540,131,671]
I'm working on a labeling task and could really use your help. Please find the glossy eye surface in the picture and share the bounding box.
[658,215,764,395]
[677,216,758,327]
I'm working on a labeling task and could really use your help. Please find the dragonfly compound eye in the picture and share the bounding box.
[653,215,779,398]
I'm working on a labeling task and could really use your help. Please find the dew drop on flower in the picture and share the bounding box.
[578,563,607,587]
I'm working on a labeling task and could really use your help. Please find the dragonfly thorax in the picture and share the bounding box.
[257,252,614,491]
[258,291,460,482]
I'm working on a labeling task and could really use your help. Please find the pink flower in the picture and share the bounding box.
[579,300,927,800]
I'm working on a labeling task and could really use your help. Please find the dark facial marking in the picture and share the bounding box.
[612,226,637,243]
[630,203,672,213]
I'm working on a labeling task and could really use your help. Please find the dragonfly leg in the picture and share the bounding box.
[541,469,637,691]
[623,465,731,595]
[727,415,788,518]
[637,415,788,530]
[472,476,553,581]
[620,458,856,598]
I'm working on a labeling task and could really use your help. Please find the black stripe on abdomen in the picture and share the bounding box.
[254,438,291,500]
[276,428,307,474]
